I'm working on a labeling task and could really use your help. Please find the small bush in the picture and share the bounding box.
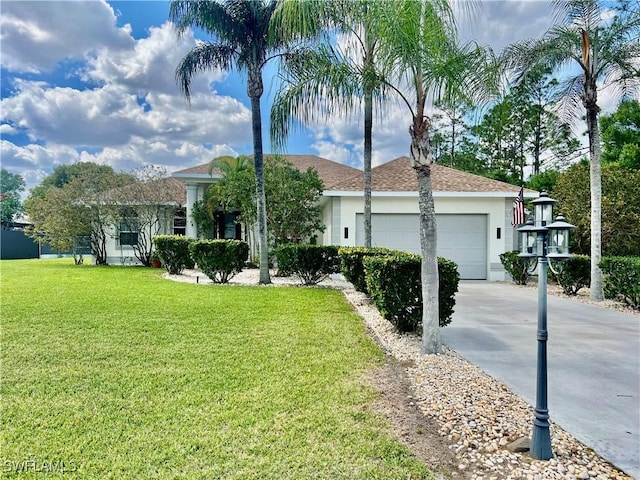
[363,253,460,332]
[600,256,640,309]
[274,244,340,285]
[550,254,590,295]
[338,247,392,293]
[189,240,249,284]
[500,250,530,285]
[152,235,194,275]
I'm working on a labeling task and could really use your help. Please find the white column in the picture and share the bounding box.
[185,183,198,238]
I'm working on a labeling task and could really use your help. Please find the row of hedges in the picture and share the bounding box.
[500,250,591,295]
[340,247,460,333]
[500,250,639,309]
[152,235,248,283]
[600,257,640,310]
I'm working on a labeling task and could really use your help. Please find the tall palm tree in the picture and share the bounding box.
[170,0,292,284]
[376,0,499,354]
[502,0,640,301]
[271,0,389,248]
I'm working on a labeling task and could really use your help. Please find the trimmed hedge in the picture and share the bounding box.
[338,247,393,293]
[550,254,590,295]
[600,256,640,310]
[152,235,194,275]
[189,240,249,284]
[363,253,460,332]
[499,250,530,285]
[274,244,340,285]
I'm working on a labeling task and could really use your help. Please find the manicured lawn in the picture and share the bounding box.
[1,259,433,479]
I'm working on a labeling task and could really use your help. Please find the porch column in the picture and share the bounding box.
[185,183,198,238]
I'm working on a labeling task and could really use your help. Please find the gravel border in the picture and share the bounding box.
[164,269,635,479]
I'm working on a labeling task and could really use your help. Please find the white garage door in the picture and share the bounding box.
[355,213,487,280]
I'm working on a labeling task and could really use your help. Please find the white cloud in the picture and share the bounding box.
[459,1,553,53]
[0,124,17,135]
[0,0,133,73]
[84,22,225,95]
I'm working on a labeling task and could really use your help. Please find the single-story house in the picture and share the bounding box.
[172,154,537,281]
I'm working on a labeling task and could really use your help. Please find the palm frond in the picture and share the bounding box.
[175,42,236,102]
[554,75,586,127]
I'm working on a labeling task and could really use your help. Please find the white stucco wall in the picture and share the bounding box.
[103,210,176,266]
[322,192,516,281]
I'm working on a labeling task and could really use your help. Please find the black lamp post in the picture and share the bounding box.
[517,192,575,460]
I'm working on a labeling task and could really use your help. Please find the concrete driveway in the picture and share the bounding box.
[441,281,639,478]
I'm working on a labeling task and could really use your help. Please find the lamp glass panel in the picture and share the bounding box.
[527,231,537,254]
[536,233,544,255]
[520,231,529,254]
[558,230,569,254]
[542,204,553,225]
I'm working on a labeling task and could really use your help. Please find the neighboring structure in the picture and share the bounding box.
[173,155,536,281]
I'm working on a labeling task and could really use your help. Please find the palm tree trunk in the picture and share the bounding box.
[249,83,271,285]
[586,104,603,301]
[417,166,441,354]
[364,88,373,248]
[410,115,441,355]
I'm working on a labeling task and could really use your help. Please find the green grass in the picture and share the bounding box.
[1,259,433,479]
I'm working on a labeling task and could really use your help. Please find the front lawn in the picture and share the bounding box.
[0,260,433,479]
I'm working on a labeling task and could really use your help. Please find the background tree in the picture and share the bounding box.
[24,163,134,264]
[502,0,640,301]
[29,163,132,200]
[600,99,640,169]
[376,0,499,354]
[171,0,306,284]
[431,99,472,168]
[0,169,25,227]
[553,161,640,256]
[24,179,91,264]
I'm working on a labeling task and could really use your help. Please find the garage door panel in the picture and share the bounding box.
[356,213,487,280]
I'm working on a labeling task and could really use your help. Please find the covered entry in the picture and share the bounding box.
[355,213,487,279]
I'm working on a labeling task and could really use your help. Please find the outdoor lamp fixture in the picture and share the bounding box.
[517,192,575,460]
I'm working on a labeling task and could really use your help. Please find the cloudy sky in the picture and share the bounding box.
[0,1,595,194]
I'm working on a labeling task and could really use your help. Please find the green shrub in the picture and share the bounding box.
[152,235,195,275]
[500,250,530,285]
[189,240,249,284]
[274,244,340,285]
[600,256,640,309]
[338,247,392,293]
[550,254,590,295]
[363,253,460,332]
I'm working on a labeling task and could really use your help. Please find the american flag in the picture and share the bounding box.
[511,187,526,226]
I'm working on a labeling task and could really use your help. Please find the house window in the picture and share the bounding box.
[174,207,186,236]
[118,209,139,246]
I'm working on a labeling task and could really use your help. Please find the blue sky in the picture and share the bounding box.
[0,1,613,194]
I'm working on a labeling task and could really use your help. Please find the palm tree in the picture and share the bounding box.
[170,0,294,284]
[271,0,389,248]
[375,0,499,354]
[502,0,640,301]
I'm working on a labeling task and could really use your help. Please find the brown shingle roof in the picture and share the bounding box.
[332,157,532,193]
[173,154,361,190]
[99,177,186,205]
